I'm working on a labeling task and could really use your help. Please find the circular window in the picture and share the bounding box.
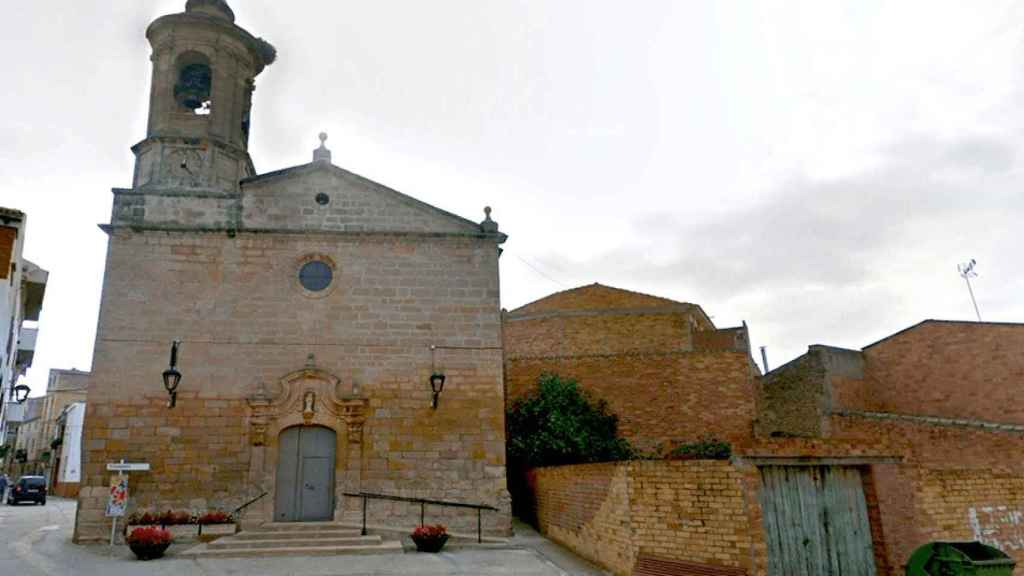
[315,192,330,206]
[299,260,333,292]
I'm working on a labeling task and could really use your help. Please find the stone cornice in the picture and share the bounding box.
[98,223,508,243]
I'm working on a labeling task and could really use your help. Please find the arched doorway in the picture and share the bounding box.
[274,426,336,522]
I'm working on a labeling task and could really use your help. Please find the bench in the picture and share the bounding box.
[633,555,747,576]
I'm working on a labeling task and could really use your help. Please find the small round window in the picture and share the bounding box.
[299,260,333,292]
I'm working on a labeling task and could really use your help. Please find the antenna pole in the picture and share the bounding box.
[957,260,982,322]
[964,275,981,322]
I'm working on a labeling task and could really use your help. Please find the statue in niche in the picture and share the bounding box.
[302,390,316,424]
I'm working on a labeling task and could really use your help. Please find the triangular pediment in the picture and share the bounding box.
[240,162,488,236]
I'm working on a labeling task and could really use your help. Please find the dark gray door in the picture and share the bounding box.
[760,466,876,576]
[275,426,336,522]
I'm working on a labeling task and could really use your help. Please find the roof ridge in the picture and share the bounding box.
[508,282,693,314]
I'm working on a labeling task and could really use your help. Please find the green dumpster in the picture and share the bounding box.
[906,541,1016,576]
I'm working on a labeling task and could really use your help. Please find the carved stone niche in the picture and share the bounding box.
[246,366,369,446]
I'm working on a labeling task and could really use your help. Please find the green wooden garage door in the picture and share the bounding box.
[759,466,877,576]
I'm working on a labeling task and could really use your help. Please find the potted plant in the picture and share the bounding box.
[127,526,173,560]
[411,524,449,553]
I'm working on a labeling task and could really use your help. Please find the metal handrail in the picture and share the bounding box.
[343,491,498,543]
[233,490,269,517]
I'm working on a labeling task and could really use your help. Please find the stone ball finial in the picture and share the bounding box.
[319,132,328,144]
[481,206,499,233]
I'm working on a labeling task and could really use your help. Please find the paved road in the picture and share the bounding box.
[0,498,608,575]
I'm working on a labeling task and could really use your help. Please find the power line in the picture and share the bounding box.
[512,253,569,288]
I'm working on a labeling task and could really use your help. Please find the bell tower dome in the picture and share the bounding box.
[131,0,276,193]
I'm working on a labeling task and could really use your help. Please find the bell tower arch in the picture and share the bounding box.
[131,0,276,193]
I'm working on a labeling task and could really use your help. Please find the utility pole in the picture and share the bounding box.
[957,259,982,322]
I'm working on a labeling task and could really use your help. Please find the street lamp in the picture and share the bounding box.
[162,340,182,409]
[429,372,446,409]
[12,384,30,404]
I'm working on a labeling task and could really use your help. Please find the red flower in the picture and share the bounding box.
[197,511,234,525]
[412,524,447,539]
[127,526,173,546]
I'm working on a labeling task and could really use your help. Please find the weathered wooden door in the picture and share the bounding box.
[759,466,876,576]
[275,426,336,522]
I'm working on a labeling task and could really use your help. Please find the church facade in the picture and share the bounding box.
[74,0,510,541]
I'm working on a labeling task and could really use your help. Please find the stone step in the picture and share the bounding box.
[233,528,363,540]
[210,535,383,550]
[260,521,358,531]
[182,540,404,558]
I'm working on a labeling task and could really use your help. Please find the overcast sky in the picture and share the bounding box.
[2,0,1022,395]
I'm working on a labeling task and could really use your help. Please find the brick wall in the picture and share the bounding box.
[530,460,756,576]
[919,470,1024,553]
[505,284,756,452]
[861,321,1024,424]
[508,352,756,451]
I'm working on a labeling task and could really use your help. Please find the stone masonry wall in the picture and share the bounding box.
[530,461,756,576]
[76,228,509,541]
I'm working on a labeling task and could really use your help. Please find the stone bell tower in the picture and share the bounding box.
[130,0,276,194]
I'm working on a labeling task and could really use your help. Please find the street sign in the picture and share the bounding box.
[106,462,150,472]
[106,476,129,518]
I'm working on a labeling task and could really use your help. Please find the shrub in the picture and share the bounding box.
[507,373,634,468]
[127,526,172,546]
[197,511,233,525]
[412,525,447,539]
[668,435,732,460]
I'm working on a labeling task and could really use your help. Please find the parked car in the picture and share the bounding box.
[8,476,47,505]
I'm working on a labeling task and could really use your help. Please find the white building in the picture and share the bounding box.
[0,207,49,458]
[54,402,85,497]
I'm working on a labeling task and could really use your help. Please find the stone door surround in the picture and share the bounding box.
[245,359,369,524]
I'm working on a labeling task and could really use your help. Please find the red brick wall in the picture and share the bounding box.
[749,413,1024,573]
[504,312,692,358]
[507,351,756,451]
[861,321,1024,423]
[505,286,755,452]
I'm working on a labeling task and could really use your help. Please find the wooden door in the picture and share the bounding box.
[759,466,876,576]
[275,426,336,522]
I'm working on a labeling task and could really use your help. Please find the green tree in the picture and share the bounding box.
[507,373,634,468]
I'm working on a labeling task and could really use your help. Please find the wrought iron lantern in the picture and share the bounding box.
[429,373,446,409]
[12,384,30,404]
[162,340,182,408]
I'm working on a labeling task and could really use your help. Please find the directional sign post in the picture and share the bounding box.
[105,460,149,546]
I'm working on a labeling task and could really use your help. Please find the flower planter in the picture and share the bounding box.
[129,541,171,561]
[126,524,197,543]
[411,534,449,553]
[198,523,236,542]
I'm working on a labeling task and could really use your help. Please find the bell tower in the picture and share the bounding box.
[131,0,275,193]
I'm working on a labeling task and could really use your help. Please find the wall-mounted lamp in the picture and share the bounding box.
[12,384,30,404]
[429,372,446,409]
[162,340,182,409]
